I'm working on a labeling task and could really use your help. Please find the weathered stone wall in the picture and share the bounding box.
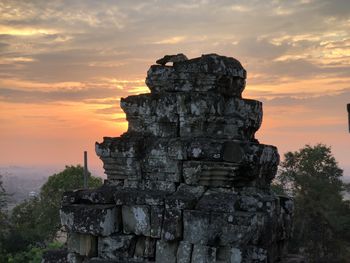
[60,54,293,263]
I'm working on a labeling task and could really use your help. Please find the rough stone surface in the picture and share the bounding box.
[155,240,178,263]
[98,234,136,259]
[156,53,188,65]
[67,232,97,257]
[58,54,293,263]
[122,205,151,236]
[60,204,120,236]
[161,209,182,241]
[42,249,68,263]
[176,241,192,263]
[191,245,216,263]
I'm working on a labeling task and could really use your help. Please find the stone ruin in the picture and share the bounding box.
[60,54,293,263]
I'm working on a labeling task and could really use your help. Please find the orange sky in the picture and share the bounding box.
[0,0,349,178]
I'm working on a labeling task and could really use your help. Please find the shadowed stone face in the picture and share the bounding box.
[60,54,293,263]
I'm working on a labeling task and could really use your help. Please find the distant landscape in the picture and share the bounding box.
[0,165,105,210]
[1,163,349,211]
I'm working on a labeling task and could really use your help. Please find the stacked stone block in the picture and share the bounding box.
[60,54,293,263]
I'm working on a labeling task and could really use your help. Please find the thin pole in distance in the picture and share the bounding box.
[84,151,88,188]
[347,104,350,133]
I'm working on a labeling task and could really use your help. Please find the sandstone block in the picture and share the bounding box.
[98,234,136,260]
[162,209,182,241]
[67,233,97,257]
[217,247,242,263]
[195,189,237,213]
[122,205,151,236]
[101,157,141,178]
[114,189,167,206]
[62,185,118,205]
[127,117,178,137]
[95,137,141,159]
[183,161,239,187]
[67,252,83,263]
[150,205,164,238]
[176,241,193,263]
[60,204,120,236]
[209,212,265,246]
[156,53,188,65]
[155,240,178,263]
[134,236,156,259]
[191,245,216,263]
[165,184,205,210]
[143,180,177,193]
[183,210,210,244]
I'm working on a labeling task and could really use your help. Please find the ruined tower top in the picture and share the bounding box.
[146,53,246,97]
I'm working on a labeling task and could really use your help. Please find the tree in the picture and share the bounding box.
[275,144,350,262]
[0,175,9,255]
[37,165,102,240]
[0,176,5,206]
[2,165,103,259]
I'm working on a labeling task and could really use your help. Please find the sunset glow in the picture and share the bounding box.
[0,0,349,178]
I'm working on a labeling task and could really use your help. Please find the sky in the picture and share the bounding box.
[0,0,349,179]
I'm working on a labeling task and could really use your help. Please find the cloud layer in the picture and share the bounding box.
[0,0,349,176]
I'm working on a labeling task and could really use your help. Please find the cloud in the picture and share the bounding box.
[0,41,9,51]
[154,36,186,45]
[0,86,119,103]
[318,0,350,18]
[235,37,290,59]
[0,25,59,36]
[1,48,137,83]
[2,0,350,175]
[94,106,122,115]
[0,0,349,88]
[84,98,120,105]
[259,88,350,123]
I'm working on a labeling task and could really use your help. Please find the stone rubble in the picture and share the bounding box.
[60,54,293,263]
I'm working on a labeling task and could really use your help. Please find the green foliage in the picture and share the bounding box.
[0,175,9,256]
[0,175,6,211]
[0,175,8,227]
[4,242,64,263]
[8,198,44,250]
[37,165,102,240]
[0,165,102,261]
[275,144,350,262]
[11,165,102,243]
